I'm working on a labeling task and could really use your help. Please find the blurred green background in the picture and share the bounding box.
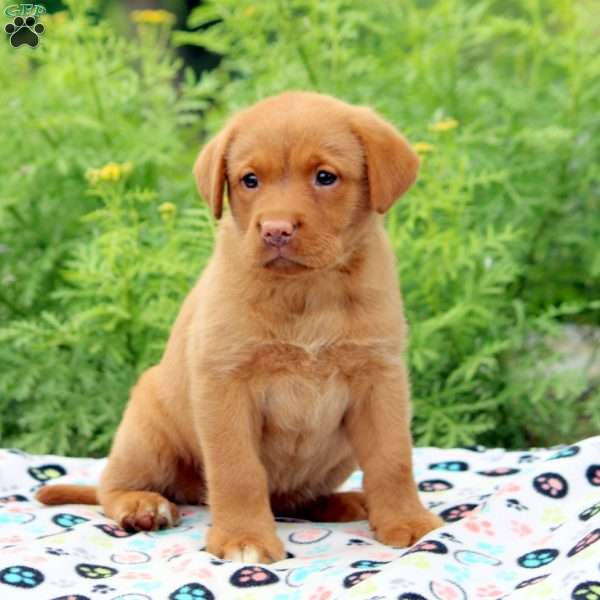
[1,0,598,456]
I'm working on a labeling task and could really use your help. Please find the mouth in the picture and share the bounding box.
[262,250,309,272]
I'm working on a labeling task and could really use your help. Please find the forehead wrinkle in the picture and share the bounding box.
[227,117,364,178]
[227,132,286,177]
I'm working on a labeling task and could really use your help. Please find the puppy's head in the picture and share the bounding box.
[194,92,418,275]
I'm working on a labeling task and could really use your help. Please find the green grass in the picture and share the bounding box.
[0,0,598,455]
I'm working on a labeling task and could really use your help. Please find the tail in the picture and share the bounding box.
[35,484,98,506]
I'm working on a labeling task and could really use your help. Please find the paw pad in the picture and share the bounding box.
[0,565,44,588]
[229,566,279,588]
[343,570,379,588]
[532,472,568,498]
[169,583,215,600]
[4,16,44,48]
[517,548,559,568]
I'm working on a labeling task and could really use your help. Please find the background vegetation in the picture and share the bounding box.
[1,0,598,456]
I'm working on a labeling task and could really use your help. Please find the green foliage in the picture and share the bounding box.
[0,1,214,454]
[1,0,598,455]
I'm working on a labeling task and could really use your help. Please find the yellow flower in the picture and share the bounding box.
[243,5,256,17]
[428,118,459,132]
[86,162,134,184]
[414,142,435,154]
[131,9,176,26]
[158,202,177,220]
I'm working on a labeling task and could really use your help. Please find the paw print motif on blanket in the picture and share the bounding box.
[428,461,469,472]
[477,467,520,477]
[517,548,559,568]
[45,546,69,556]
[440,503,478,522]
[463,514,495,536]
[169,582,215,600]
[350,559,391,568]
[343,570,379,588]
[580,501,600,522]
[0,565,44,588]
[454,549,502,567]
[567,529,600,558]
[347,537,371,546]
[429,579,468,600]
[94,523,135,538]
[404,540,448,555]
[52,513,90,528]
[549,445,580,459]
[91,584,115,594]
[229,566,279,587]
[571,580,600,600]
[28,464,66,482]
[476,583,504,598]
[75,563,117,579]
[506,498,528,511]
[515,574,549,589]
[532,472,568,498]
[418,479,453,492]
[0,494,27,503]
[4,16,44,48]
[586,465,600,486]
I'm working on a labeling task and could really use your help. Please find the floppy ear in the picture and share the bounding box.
[193,127,232,219]
[350,107,420,214]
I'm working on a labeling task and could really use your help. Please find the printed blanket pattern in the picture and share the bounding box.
[1,437,599,599]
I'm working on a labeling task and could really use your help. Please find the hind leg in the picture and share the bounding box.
[98,369,194,531]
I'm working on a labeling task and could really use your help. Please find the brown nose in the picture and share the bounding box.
[261,220,296,248]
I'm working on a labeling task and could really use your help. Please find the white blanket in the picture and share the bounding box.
[1,438,599,599]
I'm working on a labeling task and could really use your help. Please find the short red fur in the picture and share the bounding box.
[36,92,442,563]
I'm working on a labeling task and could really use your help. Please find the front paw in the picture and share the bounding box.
[207,526,285,564]
[375,510,443,547]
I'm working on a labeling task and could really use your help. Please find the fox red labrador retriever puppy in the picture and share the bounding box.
[37,91,442,563]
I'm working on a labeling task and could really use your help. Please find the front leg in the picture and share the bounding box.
[345,364,443,546]
[193,377,285,563]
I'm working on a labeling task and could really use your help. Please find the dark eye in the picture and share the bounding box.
[241,173,259,188]
[315,170,337,186]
